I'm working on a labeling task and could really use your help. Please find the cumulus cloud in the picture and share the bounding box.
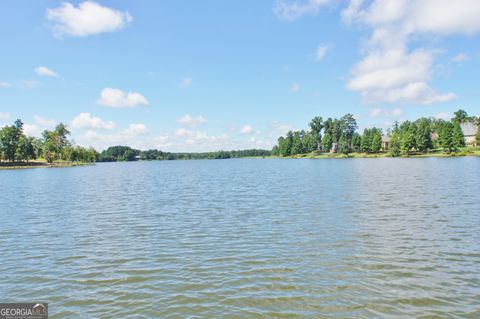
[291,83,301,92]
[177,114,207,127]
[77,123,150,150]
[34,115,55,126]
[274,0,334,20]
[23,124,43,137]
[21,116,56,137]
[315,43,332,61]
[340,0,480,104]
[124,123,148,136]
[46,1,132,38]
[35,66,59,77]
[240,125,254,134]
[70,112,115,130]
[97,88,149,108]
[0,81,11,88]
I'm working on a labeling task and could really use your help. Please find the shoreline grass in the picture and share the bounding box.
[272,147,480,159]
[0,160,93,170]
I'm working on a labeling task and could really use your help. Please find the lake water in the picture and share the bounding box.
[1,158,479,318]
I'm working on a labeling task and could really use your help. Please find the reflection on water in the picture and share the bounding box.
[1,158,479,318]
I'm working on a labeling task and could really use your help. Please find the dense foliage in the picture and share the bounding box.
[0,119,97,164]
[98,147,271,162]
[272,109,478,157]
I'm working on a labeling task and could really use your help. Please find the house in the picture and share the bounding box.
[460,122,478,145]
[381,135,390,150]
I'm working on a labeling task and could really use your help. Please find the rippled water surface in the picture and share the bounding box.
[1,158,480,318]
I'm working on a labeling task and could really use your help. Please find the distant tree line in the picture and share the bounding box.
[0,119,97,164]
[98,146,271,162]
[272,109,479,157]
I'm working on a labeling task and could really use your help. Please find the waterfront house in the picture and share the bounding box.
[381,135,390,150]
[461,122,478,145]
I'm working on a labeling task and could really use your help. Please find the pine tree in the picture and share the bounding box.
[452,122,465,148]
[389,132,401,157]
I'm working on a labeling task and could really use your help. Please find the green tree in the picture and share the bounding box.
[453,109,470,124]
[452,121,465,148]
[303,131,318,153]
[291,131,305,155]
[309,116,323,151]
[351,133,361,152]
[322,132,332,152]
[360,128,371,153]
[338,133,350,155]
[341,113,358,145]
[16,135,36,162]
[414,118,432,152]
[401,129,416,155]
[0,119,24,162]
[389,132,401,157]
[370,128,382,153]
[438,122,456,153]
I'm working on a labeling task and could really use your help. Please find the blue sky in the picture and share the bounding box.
[1,0,479,151]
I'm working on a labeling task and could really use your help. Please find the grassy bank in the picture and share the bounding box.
[275,147,480,159]
[0,160,94,170]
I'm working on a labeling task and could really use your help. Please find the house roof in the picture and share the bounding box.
[381,135,390,142]
[461,122,478,136]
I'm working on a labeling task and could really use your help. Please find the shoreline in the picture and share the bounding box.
[2,150,479,170]
[0,161,94,170]
[275,149,480,159]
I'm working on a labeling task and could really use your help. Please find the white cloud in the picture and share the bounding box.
[315,43,332,61]
[35,66,59,77]
[22,116,56,137]
[46,1,132,38]
[0,113,10,120]
[124,123,148,136]
[34,115,55,126]
[0,81,11,88]
[273,0,334,21]
[340,0,480,104]
[23,124,43,137]
[181,77,193,87]
[77,123,150,150]
[291,83,301,92]
[70,112,115,130]
[452,53,470,63]
[177,114,207,127]
[343,0,480,35]
[347,48,456,104]
[240,125,254,134]
[75,123,275,152]
[97,88,149,108]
